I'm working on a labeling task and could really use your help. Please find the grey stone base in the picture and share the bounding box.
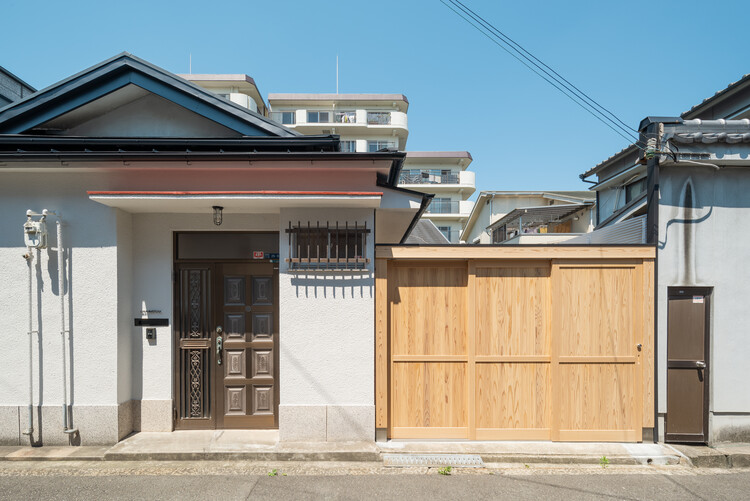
[279,405,374,442]
[0,399,173,446]
[711,414,750,443]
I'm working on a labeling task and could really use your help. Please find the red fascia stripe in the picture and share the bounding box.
[87,190,383,196]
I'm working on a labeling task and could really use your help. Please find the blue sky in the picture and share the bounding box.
[2,1,749,195]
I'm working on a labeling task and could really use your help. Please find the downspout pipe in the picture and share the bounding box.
[21,225,34,438]
[47,212,78,436]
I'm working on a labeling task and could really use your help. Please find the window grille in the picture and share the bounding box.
[285,221,370,271]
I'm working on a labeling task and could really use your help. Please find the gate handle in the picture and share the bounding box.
[216,327,223,365]
[696,361,706,368]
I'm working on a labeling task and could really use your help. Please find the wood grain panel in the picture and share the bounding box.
[555,265,635,357]
[642,259,655,428]
[391,362,467,429]
[475,363,550,431]
[475,265,550,357]
[376,246,655,260]
[557,363,636,433]
[375,258,388,429]
[390,265,467,357]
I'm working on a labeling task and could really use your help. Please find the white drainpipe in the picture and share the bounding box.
[21,246,34,437]
[49,213,78,436]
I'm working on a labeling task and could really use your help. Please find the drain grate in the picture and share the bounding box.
[383,454,484,468]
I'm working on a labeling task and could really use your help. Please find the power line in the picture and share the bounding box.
[451,0,637,135]
[440,0,644,148]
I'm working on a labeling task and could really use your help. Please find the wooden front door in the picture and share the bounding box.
[666,287,711,443]
[174,262,279,429]
[215,263,279,429]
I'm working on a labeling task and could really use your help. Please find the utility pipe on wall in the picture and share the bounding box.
[48,212,77,436]
[21,247,34,437]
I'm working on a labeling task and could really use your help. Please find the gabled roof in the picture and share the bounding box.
[682,73,750,119]
[0,53,298,137]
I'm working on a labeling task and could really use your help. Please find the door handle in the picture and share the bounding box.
[696,361,706,369]
[216,326,223,365]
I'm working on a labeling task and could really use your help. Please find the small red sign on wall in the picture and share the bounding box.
[253,251,264,259]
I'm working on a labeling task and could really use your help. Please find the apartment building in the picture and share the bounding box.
[264,93,476,242]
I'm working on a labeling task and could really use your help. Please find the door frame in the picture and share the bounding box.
[665,286,712,443]
[172,231,280,430]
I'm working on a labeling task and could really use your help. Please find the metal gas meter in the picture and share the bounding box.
[23,214,48,249]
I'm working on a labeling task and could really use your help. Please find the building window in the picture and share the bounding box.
[340,140,357,152]
[307,111,331,123]
[270,111,295,125]
[367,112,391,125]
[625,178,647,204]
[285,221,370,270]
[437,226,454,243]
[367,140,396,152]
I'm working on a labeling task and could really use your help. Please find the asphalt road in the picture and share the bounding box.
[0,461,748,500]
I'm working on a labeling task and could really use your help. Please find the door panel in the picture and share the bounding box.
[174,264,215,430]
[215,263,279,429]
[666,288,710,443]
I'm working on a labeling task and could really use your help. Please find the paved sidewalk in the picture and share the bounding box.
[1,431,748,468]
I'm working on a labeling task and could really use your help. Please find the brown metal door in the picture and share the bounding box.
[215,263,279,429]
[174,264,216,430]
[666,287,711,443]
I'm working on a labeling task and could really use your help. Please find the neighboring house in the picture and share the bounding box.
[581,73,750,444]
[0,65,35,106]
[0,53,427,445]
[461,191,595,244]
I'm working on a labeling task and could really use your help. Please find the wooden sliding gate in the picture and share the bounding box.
[375,246,655,442]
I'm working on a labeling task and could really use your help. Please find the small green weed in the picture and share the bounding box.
[437,466,452,476]
[268,469,278,476]
[600,456,610,468]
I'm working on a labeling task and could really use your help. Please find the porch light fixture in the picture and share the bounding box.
[212,206,223,226]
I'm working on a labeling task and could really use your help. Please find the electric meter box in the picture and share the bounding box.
[23,219,48,249]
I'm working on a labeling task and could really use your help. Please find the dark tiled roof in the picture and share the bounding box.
[404,219,450,244]
[682,73,750,118]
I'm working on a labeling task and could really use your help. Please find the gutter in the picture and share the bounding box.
[399,193,434,244]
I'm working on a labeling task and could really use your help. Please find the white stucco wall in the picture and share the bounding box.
[658,165,750,441]
[67,94,241,138]
[278,207,375,441]
[0,172,121,408]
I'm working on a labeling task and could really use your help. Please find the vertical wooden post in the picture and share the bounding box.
[642,258,655,430]
[375,258,389,431]
[467,259,476,440]
[550,260,561,441]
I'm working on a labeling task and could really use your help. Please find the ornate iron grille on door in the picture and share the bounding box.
[286,221,370,271]
[177,267,212,421]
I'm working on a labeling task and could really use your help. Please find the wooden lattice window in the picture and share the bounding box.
[285,221,370,271]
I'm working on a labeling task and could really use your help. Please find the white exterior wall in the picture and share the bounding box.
[278,207,375,442]
[0,172,124,445]
[657,165,750,442]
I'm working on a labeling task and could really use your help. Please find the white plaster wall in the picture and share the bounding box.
[116,210,134,404]
[657,165,750,440]
[68,94,241,138]
[278,208,375,406]
[0,172,121,407]
[130,213,279,402]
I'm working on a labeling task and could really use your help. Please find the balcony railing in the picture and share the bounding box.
[399,171,459,185]
[426,200,459,214]
[367,112,391,125]
[334,111,356,124]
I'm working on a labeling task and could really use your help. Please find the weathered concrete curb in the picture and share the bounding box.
[103,451,382,462]
[668,444,750,468]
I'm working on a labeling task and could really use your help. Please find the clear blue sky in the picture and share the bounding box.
[2,0,748,195]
